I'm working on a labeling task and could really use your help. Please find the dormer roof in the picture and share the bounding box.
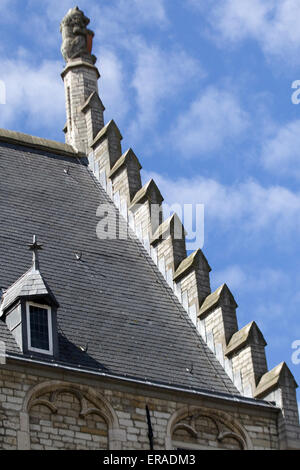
[0,236,58,317]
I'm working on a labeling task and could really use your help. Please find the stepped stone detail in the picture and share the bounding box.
[255,363,299,449]
[92,120,123,194]
[199,284,238,345]
[109,149,142,204]
[85,88,299,448]
[151,214,187,287]
[61,6,299,448]
[174,249,211,314]
[226,322,268,397]
[129,180,164,243]
[81,91,105,147]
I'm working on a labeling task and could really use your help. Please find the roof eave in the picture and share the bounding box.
[0,128,85,158]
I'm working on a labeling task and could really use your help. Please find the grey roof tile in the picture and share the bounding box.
[0,141,239,396]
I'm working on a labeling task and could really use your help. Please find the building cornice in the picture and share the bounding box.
[0,128,85,158]
[61,59,100,80]
[3,352,279,416]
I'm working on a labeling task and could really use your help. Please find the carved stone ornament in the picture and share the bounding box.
[168,407,252,450]
[60,6,96,64]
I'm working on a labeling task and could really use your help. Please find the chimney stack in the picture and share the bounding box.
[60,6,104,153]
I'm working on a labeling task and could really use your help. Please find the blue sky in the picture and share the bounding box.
[0,0,299,409]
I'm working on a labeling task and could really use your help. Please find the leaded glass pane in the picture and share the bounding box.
[29,305,49,351]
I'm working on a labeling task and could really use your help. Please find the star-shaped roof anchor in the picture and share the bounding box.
[28,235,43,271]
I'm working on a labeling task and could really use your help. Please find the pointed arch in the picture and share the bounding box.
[19,380,121,450]
[166,405,253,450]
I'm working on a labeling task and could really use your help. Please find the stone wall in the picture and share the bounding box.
[62,61,101,153]
[0,364,282,450]
[29,392,108,450]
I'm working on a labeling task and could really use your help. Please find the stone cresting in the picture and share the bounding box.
[61,7,299,449]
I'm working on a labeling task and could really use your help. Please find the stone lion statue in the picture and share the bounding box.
[60,6,96,64]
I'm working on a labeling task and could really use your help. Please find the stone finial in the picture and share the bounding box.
[60,6,96,64]
[28,235,43,272]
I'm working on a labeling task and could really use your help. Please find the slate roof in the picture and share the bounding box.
[0,138,239,396]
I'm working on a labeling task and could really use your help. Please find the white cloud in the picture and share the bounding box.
[118,0,168,26]
[262,120,300,178]
[0,57,65,134]
[0,48,127,139]
[2,0,168,61]
[34,0,168,37]
[192,0,300,63]
[212,265,246,291]
[130,42,202,135]
[205,0,272,43]
[98,49,129,122]
[171,87,249,156]
[212,264,288,292]
[0,1,176,139]
[144,171,300,238]
[0,0,18,22]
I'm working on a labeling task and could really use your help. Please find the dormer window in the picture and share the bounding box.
[0,236,59,359]
[26,302,53,355]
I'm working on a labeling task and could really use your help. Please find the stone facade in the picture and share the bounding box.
[0,363,282,450]
[1,6,299,452]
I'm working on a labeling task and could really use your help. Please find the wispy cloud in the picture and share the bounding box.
[98,49,129,123]
[170,86,249,156]
[0,56,64,137]
[0,0,18,23]
[0,0,171,138]
[36,0,169,40]
[144,171,300,239]
[190,0,300,64]
[129,41,203,137]
[262,120,300,179]
[212,264,288,293]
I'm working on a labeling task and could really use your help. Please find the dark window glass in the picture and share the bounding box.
[29,305,50,351]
